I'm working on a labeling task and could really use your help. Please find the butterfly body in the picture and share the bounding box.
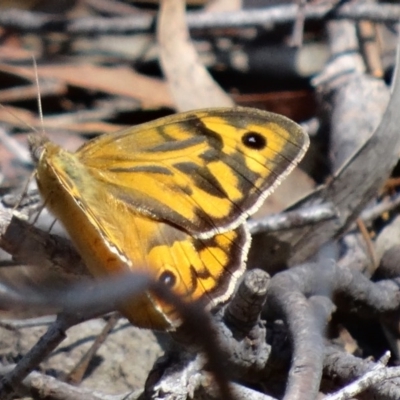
[30,107,309,330]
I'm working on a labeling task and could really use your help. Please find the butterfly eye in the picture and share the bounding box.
[241,132,267,150]
[159,270,177,288]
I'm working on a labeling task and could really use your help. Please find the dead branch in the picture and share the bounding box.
[0,3,399,34]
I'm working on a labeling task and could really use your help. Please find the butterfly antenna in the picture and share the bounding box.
[22,55,49,220]
[32,55,45,136]
[10,56,45,212]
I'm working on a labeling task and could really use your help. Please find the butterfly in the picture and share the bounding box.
[28,106,309,330]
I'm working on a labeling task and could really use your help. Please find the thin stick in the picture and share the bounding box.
[66,314,120,385]
[356,218,378,273]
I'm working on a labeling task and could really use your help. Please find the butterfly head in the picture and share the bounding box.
[28,134,51,164]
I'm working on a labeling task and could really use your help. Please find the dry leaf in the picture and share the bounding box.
[157,0,233,111]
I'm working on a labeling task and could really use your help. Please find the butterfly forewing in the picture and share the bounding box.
[76,107,309,237]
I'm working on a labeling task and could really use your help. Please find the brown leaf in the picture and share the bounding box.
[157,0,233,111]
[38,64,174,108]
[0,63,173,108]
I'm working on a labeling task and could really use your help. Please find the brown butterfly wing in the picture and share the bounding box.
[33,107,308,329]
[76,107,309,237]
